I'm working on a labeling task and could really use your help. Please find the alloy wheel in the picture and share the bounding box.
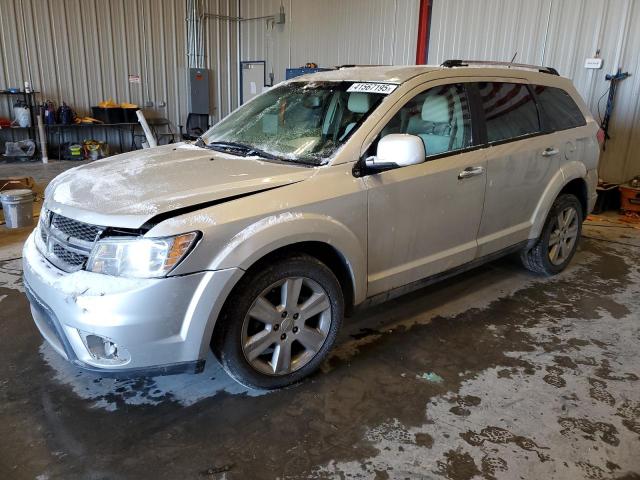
[548,206,579,266]
[241,277,332,376]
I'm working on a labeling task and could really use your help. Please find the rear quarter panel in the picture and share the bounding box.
[529,79,600,238]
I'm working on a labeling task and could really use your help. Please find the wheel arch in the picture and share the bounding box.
[210,213,365,304]
[558,177,588,218]
[239,241,355,311]
[209,240,358,357]
[530,161,588,239]
[199,213,365,360]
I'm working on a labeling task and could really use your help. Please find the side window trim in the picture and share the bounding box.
[466,82,488,146]
[527,83,553,134]
[527,83,547,133]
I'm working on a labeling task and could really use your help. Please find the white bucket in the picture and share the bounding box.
[1,189,34,228]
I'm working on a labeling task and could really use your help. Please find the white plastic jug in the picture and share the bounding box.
[13,106,31,127]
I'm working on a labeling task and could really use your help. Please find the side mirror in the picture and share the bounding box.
[365,134,426,169]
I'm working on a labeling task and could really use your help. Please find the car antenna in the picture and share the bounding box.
[509,52,518,66]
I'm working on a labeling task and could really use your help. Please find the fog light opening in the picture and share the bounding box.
[79,331,131,365]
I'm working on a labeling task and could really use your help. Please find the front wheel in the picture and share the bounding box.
[213,254,344,389]
[521,193,583,276]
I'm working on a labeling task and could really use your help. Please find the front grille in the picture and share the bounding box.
[40,225,48,244]
[52,243,87,267]
[51,214,103,242]
[38,210,105,272]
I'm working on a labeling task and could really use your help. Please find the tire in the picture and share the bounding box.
[521,193,583,276]
[213,253,344,389]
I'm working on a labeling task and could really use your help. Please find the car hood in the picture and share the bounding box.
[45,143,316,229]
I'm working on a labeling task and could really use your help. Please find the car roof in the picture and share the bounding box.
[290,65,569,86]
[291,66,441,83]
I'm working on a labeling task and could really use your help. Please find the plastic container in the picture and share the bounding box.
[0,189,34,228]
[3,140,35,158]
[91,106,124,124]
[620,184,640,213]
[122,108,138,123]
[13,104,31,127]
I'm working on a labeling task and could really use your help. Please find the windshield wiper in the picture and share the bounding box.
[194,136,206,148]
[206,141,279,160]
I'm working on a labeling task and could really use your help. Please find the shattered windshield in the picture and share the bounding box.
[201,81,387,166]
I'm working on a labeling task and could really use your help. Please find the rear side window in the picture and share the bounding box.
[532,85,586,131]
[477,82,540,143]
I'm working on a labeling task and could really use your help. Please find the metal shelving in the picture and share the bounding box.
[0,90,38,160]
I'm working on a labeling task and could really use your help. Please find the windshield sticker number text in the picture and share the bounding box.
[347,83,398,95]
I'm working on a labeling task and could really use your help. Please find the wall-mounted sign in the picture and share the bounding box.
[128,74,141,84]
[584,58,603,69]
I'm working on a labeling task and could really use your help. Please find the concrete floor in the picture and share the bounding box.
[1,160,639,480]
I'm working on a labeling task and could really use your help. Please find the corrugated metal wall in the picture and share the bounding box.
[0,0,238,153]
[240,0,420,85]
[429,0,640,184]
[202,0,240,121]
[3,0,636,181]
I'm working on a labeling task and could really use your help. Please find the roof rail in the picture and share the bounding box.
[440,59,559,76]
[336,64,389,69]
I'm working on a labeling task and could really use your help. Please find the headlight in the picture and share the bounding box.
[86,232,199,278]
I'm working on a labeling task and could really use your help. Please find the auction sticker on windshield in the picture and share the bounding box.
[347,82,398,94]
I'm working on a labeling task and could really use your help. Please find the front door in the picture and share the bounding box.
[365,83,487,297]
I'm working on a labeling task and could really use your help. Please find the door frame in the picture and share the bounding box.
[352,78,491,178]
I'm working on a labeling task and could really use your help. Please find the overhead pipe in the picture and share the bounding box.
[202,5,285,24]
[186,0,204,69]
[540,0,553,66]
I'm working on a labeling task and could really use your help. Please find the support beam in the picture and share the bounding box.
[415,0,432,64]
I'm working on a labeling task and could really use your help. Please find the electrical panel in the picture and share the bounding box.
[189,68,210,114]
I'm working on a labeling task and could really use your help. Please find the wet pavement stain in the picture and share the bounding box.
[0,238,639,479]
[414,432,434,449]
[448,394,482,416]
[543,365,567,388]
[480,455,508,480]
[460,426,551,462]
[558,417,620,446]
[436,448,481,480]
[589,377,616,406]
[616,401,640,436]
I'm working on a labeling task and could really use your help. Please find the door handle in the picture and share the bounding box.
[542,147,560,157]
[458,166,485,180]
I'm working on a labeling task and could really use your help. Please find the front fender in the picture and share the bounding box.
[530,161,587,239]
[211,212,366,304]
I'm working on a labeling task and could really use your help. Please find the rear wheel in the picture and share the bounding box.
[213,254,344,389]
[521,194,583,276]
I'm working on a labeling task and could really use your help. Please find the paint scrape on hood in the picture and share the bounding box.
[45,143,315,228]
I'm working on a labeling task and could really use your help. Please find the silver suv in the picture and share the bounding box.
[23,61,599,389]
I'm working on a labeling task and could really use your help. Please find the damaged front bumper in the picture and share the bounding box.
[22,232,241,377]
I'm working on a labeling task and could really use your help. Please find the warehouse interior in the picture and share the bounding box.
[1,0,639,479]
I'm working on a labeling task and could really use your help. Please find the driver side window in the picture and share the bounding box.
[381,83,472,157]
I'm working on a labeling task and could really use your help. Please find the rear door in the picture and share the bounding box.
[473,80,560,257]
[532,84,591,166]
[364,82,487,297]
